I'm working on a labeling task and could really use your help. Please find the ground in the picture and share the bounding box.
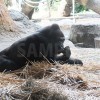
[0,12,100,99]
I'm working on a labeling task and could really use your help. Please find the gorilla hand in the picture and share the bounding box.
[55,46,71,62]
[66,58,83,66]
[62,46,71,59]
[58,46,83,66]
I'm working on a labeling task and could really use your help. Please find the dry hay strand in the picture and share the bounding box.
[13,63,100,91]
[83,64,100,72]
[48,64,88,90]
[9,78,68,100]
[45,64,100,91]
[0,62,100,99]
[0,73,24,87]
[87,90,100,97]
[13,61,54,79]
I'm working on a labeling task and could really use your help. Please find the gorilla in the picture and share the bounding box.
[0,24,83,71]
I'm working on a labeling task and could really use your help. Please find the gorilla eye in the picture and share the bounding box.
[59,37,65,42]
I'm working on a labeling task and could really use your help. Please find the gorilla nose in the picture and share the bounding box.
[58,46,64,53]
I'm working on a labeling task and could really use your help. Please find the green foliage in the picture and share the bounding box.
[31,0,61,11]
[75,3,88,13]
[4,0,12,7]
[49,0,61,11]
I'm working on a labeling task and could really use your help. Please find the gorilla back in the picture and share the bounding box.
[0,24,83,71]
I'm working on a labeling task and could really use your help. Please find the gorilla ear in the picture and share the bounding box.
[51,24,60,30]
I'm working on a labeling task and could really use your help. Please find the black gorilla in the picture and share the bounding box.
[0,24,83,71]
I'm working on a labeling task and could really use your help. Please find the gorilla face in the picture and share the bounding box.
[51,24,65,53]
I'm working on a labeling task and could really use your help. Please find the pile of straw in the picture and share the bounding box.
[0,61,100,100]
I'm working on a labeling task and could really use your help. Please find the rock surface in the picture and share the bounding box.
[9,9,41,30]
[69,24,100,48]
[9,9,29,22]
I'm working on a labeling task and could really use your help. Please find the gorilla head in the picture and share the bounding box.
[36,24,65,55]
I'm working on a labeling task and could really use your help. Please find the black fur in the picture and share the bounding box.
[0,24,83,71]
